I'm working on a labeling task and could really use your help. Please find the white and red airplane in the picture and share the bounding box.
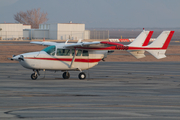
[10,30,174,80]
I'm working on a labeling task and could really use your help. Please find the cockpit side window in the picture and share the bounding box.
[42,46,56,56]
[57,49,70,56]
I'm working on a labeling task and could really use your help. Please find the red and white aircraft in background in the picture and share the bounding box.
[11,30,174,80]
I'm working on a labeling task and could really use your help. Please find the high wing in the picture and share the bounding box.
[31,30,152,49]
[30,41,58,46]
[64,41,101,48]
[30,41,101,47]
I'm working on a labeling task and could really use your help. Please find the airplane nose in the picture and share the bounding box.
[11,55,24,61]
[18,55,24,61]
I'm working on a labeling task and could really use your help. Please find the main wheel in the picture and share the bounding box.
[62,72,70,79]
[31,73,38,80]
[78,72,86,80]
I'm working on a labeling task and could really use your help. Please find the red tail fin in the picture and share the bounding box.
[162,31,175,49]
[142,31,154,46]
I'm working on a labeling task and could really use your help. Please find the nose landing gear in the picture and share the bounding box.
[31,73,38,80]
[31,70,40,80]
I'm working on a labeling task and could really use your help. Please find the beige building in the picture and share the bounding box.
[0,23,22,40]
[0,23,108,40]
[0,23,31,40]
[39,23,90,40]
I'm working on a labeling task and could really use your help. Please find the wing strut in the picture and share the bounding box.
[69,48,77,68]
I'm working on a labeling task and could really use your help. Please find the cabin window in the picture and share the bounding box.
[57,49,70,56]
[72,49,82,56]
[42,45,56,56]
[82,50,89,56]
[76,50,82,56]
[72,49,75,56]
[71,49,89,56]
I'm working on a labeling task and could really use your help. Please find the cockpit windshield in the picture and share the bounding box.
[42,45,56,56]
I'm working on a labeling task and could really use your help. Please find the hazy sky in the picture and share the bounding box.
[0,0,180,28]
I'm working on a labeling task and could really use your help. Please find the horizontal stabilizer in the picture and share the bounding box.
[128,50,146,59]
[146,50,166,59]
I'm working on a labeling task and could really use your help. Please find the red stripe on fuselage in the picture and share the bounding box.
[24,57,101,63]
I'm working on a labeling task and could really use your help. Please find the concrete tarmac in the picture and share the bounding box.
[0,62,180,120]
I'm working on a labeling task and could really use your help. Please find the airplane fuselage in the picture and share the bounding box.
[14,45,107,71]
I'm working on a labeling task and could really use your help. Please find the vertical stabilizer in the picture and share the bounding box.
[146,31,174,59]
[128,30,153,59]
[128,30,153,47]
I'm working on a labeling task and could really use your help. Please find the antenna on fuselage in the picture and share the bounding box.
[77,39,82,43]
[65,39,69,44]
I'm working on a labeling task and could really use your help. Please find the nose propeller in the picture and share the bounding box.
[8,55,24,61]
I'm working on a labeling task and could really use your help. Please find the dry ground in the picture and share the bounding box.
[0,42,180,63]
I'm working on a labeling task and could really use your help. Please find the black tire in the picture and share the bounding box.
[62,72,70,79]
[31,73,38,80]
[78,72,86,80]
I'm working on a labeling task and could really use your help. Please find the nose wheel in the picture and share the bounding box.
[78,72,86,80]
[31,73,38,80]
[31,70,40,80]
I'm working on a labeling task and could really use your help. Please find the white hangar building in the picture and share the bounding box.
[24,23,90,40]
[0,23,109,40]
[0,23,31,40]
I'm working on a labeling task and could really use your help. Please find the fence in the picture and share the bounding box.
[57,31,90,40]
[0,30,109,40]
[55,30,109,40]
[90,30,109,39]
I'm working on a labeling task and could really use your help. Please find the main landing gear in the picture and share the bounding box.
[30,70,86,80]
[62,71,86,80]
[62,72,70,79]
[78,72,86,80]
